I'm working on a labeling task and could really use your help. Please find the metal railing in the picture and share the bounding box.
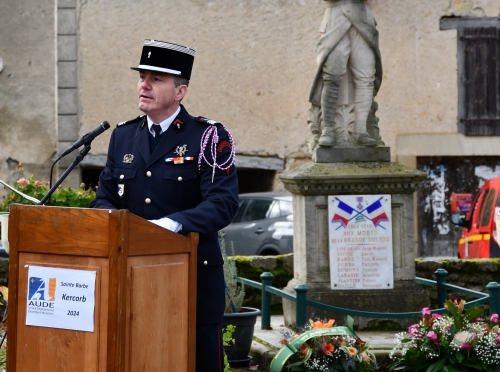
[237,268,500,330]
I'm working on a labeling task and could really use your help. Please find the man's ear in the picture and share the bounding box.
[175,85,188,102]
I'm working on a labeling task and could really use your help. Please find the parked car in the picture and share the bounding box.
[0,215,7,258]
[451,176,500,258]
[0,242,6,258]
[222,192,293,256]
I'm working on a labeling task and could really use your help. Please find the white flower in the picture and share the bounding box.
[453,331,474,344]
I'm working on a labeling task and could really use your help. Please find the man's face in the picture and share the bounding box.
[137,70,182,121]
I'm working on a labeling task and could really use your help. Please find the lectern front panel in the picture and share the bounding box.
[15,253,109,372]
[125,254,190,372]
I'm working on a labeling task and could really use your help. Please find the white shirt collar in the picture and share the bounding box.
[147,106,181,136]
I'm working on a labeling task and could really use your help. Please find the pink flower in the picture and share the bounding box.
[17,178,30,185]
[491,314,499,323]
[422,307,431,317]
[408,324,421,337]
[462,343,473,349]
[472,318,483,323]
[427,331,438,343]
[496,335,500,344]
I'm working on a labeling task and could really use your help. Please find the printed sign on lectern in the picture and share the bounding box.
[26,265,96,332]
[328,195,393,290]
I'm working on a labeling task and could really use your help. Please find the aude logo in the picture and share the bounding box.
[28,277,56,311]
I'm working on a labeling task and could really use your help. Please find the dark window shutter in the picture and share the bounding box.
[459,26,500,135]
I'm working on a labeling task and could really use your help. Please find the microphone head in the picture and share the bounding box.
[101,121,110,130]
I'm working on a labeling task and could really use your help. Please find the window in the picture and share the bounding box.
[479,188,495,227]
[441,18,500,135]
[279,200,293,216]
[240,199,274,222]
[232,200,248,223]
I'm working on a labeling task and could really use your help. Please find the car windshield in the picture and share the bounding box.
[236,198,293,222]
[279,200,293,216]
[240,199,275,222]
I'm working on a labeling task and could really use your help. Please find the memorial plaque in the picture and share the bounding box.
[328,195,393,290]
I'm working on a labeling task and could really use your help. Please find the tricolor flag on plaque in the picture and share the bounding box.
[366,199,389,227]
[331,199,355,227]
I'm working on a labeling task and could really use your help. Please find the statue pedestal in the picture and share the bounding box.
[279,161,429,329]
[314,146,390,163]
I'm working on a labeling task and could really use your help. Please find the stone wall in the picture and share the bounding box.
[2,0,500,190]
[0,256,497,312]
[232,256,499,311]
[416,258,500,308]
[0,0,57,192]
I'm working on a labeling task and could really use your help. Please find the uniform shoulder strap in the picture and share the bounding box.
[117,115,146,128]
[195,116,221,126]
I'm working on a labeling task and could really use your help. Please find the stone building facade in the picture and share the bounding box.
[0,0,499,255]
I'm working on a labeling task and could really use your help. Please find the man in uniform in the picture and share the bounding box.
[309,0,383,148]
[90,39,239,372]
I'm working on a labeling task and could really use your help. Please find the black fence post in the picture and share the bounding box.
[260,272,274,330]
[295,284,309,330]
[487,282,500,316]
[435,268,448,308]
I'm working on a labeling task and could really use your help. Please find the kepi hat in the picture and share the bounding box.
[131,39,195,80]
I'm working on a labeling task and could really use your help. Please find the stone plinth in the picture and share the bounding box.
[313,146,391,163]
[279,161,429,329]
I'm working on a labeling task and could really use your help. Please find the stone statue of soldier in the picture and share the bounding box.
[308,0,383,150]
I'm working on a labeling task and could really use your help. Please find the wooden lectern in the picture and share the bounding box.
[7,204,198,372]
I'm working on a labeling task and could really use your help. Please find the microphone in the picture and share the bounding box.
[60,121,110,157]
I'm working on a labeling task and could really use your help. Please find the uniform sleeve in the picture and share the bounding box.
[89,129,119,210]
[167,124,239,234]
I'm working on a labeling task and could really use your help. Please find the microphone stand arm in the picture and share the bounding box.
[38,144,92,206]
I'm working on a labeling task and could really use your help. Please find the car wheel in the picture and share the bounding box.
[259,248,280,256]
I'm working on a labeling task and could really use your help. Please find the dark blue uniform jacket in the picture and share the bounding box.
[90,105,239,325]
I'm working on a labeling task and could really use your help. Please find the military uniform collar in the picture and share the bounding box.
[146,106,181,135]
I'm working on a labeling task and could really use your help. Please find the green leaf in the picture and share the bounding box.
[465,307,484,322]
[426,359,446,372]
[455,351,464,363]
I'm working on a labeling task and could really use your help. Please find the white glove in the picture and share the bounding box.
[148,217,183,233]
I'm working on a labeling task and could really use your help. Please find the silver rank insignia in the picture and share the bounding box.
[123,154,134,164]
[175,144,188,157]
[118,184,125,198]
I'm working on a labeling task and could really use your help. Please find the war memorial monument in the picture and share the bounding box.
[279,0,430,329]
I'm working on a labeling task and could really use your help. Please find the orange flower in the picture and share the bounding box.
[299,344,310,355]
[355,338,366,346]
[458,300,465,313]
[280,340,288,346]
[312,319,335,330]
[322,342,335,354]
[428,316,438,327]
[337,336,346,345]
[347,346,358,356]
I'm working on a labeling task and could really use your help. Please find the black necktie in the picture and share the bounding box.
[150,124,162,152]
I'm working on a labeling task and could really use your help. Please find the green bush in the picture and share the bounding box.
[0,175,96,211]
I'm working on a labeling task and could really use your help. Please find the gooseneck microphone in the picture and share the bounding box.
[60,121,111,157]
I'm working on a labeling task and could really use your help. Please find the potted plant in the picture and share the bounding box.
[389,300,500,371]
[0,174,96,255]
[220,232,261,368]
